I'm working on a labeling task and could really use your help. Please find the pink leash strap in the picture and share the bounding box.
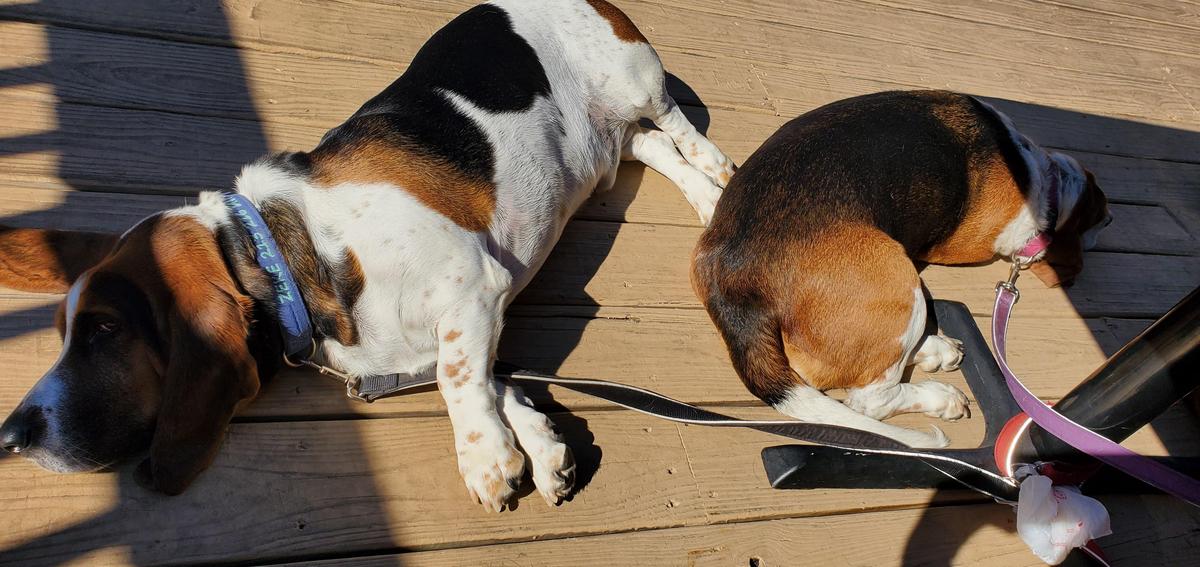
[992,274,1200,507]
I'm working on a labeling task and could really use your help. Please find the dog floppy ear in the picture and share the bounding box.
[133,228,261,495]
[1029,232,1083,288]
[1030,170,1109,288]
[0,226,117,292]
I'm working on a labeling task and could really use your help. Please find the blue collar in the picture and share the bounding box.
[223,193,314,360]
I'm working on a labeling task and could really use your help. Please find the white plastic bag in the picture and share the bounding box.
[1015,468,1113,565]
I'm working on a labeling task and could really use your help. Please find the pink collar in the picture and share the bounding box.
[1016,165,1061,261]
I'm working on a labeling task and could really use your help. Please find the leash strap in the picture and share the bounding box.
[992,268,1200,507]
[223,193,314,359]
[353,363,1020,502]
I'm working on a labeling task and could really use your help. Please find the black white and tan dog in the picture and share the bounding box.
[692,90,1111,447]
[0,0,734,511]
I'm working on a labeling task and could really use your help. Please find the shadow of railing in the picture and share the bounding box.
[0,1,397,565]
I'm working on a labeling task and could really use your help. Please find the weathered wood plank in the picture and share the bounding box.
[648,0,1200,88]
[1096,203,1196,255]
[0,96,308,193]
[0,406,1192,566]
[1037,0,1200,30]
[636,0,1200,163]
[629,0,1199,121]
[860,0,1200,77]
[1095,318,1155,355]
[0,20,394,127]
[3,4,1199,162]
[0,5,773,114]
[1062,149,1200,209]
[298,497,1200,566]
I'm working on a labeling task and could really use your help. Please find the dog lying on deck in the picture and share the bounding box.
[692,91,1110,447]
[0,0,734,511]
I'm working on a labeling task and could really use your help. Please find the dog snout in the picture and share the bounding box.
[1,406,45,454]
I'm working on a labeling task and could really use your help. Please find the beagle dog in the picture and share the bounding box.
[691,90,1110,447]
[0,0,734,511]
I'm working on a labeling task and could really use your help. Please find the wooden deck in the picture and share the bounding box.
[1,0,1199,564]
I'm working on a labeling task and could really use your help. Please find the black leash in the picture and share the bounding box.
[346,361,1019,503]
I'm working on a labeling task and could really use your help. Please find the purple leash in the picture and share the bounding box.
[992,263,1200,507]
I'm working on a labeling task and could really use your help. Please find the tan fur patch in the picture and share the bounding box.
[923,152,1025,264]
[311,133,495,232]
[444,329,462,342]
[0,227,117,293]
[452,370,472,389]
[466,431,483,443]
[586,0,648,43]
[483,473,507,502]
[779,224,917,391]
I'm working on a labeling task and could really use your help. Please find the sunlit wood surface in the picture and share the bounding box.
[1,1,1198,564]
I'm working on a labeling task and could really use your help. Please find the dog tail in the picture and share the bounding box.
[699,286,948,449]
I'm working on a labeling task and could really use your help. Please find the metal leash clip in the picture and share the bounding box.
[995,256,1025,302]
[281,339,369,402]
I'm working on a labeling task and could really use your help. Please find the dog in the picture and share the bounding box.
[691,90,1110,447]
[0,0,734,511]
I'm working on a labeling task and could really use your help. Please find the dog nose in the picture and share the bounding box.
[0,413,32,453]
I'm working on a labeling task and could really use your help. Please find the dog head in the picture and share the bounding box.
[0,214,263,495]
[1029,154,1112,288]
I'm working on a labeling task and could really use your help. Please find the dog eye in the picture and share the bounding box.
[89,319,120,342]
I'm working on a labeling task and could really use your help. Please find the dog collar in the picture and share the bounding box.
[1016,164,1061,262]
[223,193,315,360]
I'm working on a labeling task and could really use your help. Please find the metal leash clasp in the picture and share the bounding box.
[281,339,370,402]
[995,256,1025,302]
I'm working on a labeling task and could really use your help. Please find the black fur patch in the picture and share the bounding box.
[313,4,551,184]
[707,90,1026,260]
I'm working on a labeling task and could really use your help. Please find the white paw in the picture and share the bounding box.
[682,173,722,226]
[915,335,964,373]
[529,440,575,507]
[456,426,525,512]
[510,411,576,507]
[685,139,736,188]
[919,380,970,421]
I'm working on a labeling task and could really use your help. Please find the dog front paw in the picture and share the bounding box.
[529,439,575,507]
[919,380,970,421]
[456,427,525,512]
